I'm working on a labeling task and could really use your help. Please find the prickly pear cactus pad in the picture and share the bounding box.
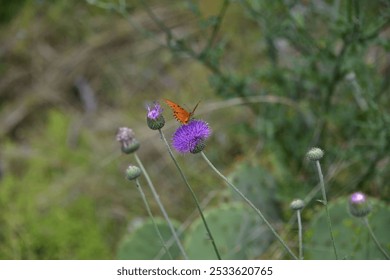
[229,162,280,220]
[305,197,390,259]
[116,218,181,260]
[184,203,273,259]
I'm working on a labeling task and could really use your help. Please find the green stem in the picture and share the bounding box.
[203,0,230,52]
[363,217,390,260]
[158,129,222,260]
[134,152,188,259]
[134,179,172,259]
[296,210,303,260]
[315,160,338,259]
[200,151,298,260]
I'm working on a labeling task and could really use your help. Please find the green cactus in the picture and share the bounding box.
[229,162,280,221]
[116,218,181,260]
[305,197,390,259]
[184,203,273,259]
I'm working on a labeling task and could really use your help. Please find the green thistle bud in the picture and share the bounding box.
[126,165,141,181]
[349,192,371,218]
[290,199,305,211]
[121,139,140,154]
[306,147,324,161]
[147,115,165,130]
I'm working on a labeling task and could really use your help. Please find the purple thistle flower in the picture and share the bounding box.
[146,102,165,130]
[172,119,211,154]
[147,102,163,120]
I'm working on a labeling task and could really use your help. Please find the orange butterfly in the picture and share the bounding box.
[163,98,200,124]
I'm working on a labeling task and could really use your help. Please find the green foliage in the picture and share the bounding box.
[184,203,273,259]
[0,0,27,24]
[116,218,181,260]
[131,0,390,200]
[0,110,111,259]
[1,0,389,260]
[305,197,390,259]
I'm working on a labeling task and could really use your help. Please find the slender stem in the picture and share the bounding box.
[363,217,390,259]
[134,152,188,259]
[315,160,338,259]
[200,151,298,260]
[134,179,172,259]
[296,210,303,260]
[203,0,230,52]
[138,0,173,37]
[159,129,222,260]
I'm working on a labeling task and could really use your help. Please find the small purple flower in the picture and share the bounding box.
[349,192,371,218]
[147,102,163,120]
[146,102,165,130]
[172,119,211,154]
[350,192,366,204]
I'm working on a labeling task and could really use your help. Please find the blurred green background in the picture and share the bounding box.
[0,0,389,259]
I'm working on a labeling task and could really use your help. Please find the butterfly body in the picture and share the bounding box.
[163,98,200,124]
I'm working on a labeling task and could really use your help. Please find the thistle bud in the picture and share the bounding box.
[306,147,324,161]
[349,192,371,218]
[126,165,141,181]
[290,199,305,211]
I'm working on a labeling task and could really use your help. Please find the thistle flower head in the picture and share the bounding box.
[172,119,211,154]
[306,147,324,161]
[116,127,140,154]
[147,102,163,120]
[146,102,165,130]
[349,192,371,218]
[290,199,305,211]
[126,165,141,180]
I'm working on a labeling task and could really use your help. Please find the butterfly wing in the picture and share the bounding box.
[163,98,191,124]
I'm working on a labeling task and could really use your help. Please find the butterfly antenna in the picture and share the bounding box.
[191,100,201,115]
